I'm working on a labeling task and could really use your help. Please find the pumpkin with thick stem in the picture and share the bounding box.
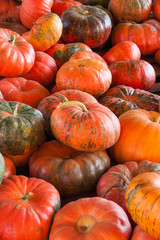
[109,109,160,163]
[125,172,160,239]
[0,175,60,240]
[49,197,131,240]
[0,99,46,155]
[98,85,160,117]
[61,5,112,49]
[50,100,120,152]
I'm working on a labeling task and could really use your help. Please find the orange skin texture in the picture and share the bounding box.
[0,5,21,23]
[20,0,53,29]
[2,155,16,179]
[109,60,156,90]
[49,197,132,240]
[109,109,160,163]
[110,0,152,23]
[0,77,50,108]
[155,49,160,66]
[0,175,60,240]
[131,225,155,240]
[51,0,82,16]
[56,58,112,97]
[22,13,63,51]
[153,0,160,21]
[111,19,160,56]
[0,0,20,15]
[103,41,141,66]
[125,172,160,239]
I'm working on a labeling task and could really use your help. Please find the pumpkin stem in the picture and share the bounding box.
[21,192,33,201]
[154,115,160,123]
[57,94,69,103]
[13,104,19,115]
[83,10,89,15]
[75,216,97,234]
[57,101,88,112]
[8,34,16,45]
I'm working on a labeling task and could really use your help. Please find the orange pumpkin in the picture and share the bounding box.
[3,155,16,179]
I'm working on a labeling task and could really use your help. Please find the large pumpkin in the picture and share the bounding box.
[110,0,152,23]
[0,175,60,240]
[29,139,110,197]
[111,19,160,55]
[50,100,120,152]
[49,197,132,240]
[61,5,112,48]
[109,109,160,163]
[56,58,112,97]
[0,28,35,77]
[0,99,46,155]
[125,172,160,239]
[98,85,160,117]
[109,60,156,90]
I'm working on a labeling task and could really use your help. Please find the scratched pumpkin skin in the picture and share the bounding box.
[109,60,156,90]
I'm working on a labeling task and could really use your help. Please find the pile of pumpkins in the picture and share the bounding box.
[0,0,160,239]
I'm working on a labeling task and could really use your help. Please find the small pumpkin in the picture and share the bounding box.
[125,172,160,239]
[61,5,112,48]
[49,197,132,240]
[0,99,46,155]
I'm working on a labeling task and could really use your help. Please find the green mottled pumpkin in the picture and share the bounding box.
[0,99,46,155]
[0,153,5,183]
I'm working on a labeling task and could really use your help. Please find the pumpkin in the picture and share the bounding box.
[97,160,160,222]
[153,0,160,21]
[0,22,28,35]
[37,89,98,136]
[0,28,35,77]
[3,155,16,179]
[46,42,92,69]
[103,41,141,66]
[109,109,160,163]
[56,58,112,97]
[20,0,53,29]
[29,139,110,197]
[22,13,62,52]
[69,50,108,66]
[0,77,50,108]
[0,99,46,155]
[125,172,160,239]
[109,60,156,90]
[0,0,20,15]
[0,153,5,184]
[22,51,57,88]
[131,225,155,240]
[110,0,152,23]
[75,0,110,7]
[98,85,160,117]
[0,175,60,240]
[0,5,21,23]
[155,49,160,66]
[49,197,132,240]
[51,0,82,16]
[50,100,120,152]
[111,19,160,55]
[61,5,112,48]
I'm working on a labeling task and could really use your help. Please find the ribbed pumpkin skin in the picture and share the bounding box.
[61,5,112,48]
[125,172,160,239]
[109,60,156,90]
[29,139,110,197]
[103,41,141,66]
[56,58,112,97]
[0,99,46,155]
[37,89,98,136]
[111,19,160,55]
[97,160,160,222]
[51,0,82,16]
[46,42,92,69]
[109,109,160,163]
[153,0,160,21]
[0,0,20,15]
[0,153,5,184]
[0,28,35,77]
[98,85,160,117]
[110,0,152,23]
[49,197,132,240]
[155,49,160,66]
[0,175,60,240]
[20,0,53,29]
[131,225,155,240]
[50,101,120,152]
[22,13,62,52]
